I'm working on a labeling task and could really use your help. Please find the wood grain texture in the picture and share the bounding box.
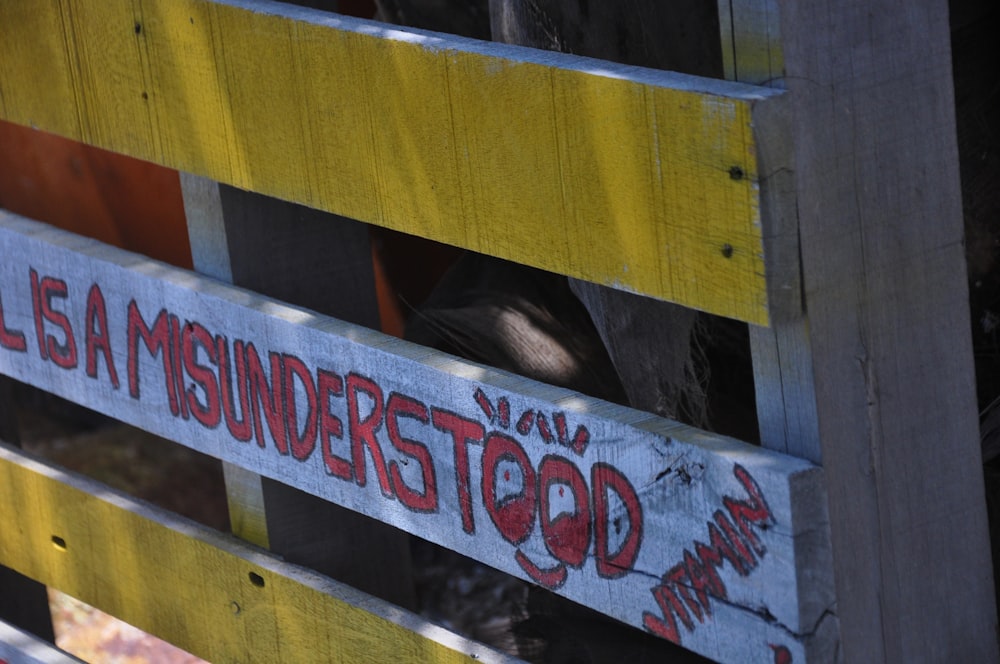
[0,213,834,662]
[719,4,820,464]
[718,0,784,86]
[0,444,516,664]
[0,376,59,644]
[181,174,417,609]
[776,0,998,660]
[488,0,719,429]
[180,172,272,550]
[0,0,783,324]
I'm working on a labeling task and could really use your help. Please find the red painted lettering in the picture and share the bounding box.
[217,337,253,442]
[539,455,590,568]
[346,373,392,496]
[592,462,643,579]
[246,342,288,454]
[715,510,757,572]
[515,409,534,435]
[570,425,589,455]
[431,408,484,534]
[318,369,350,480]
[481,432,536,545]
[127,302,179,415]
[666,563,704,623]
[642,582,690,644]
[497,397,510,428]
[0,291,27,352]
[515,549,568,589]
[33,272,76,369]
[535,411,553,443]
[169,316,189,420]
[474,387,494,421]
[386,392,437,512]
[682,549,719,620]
[29,268,46,360]
[702,514,751,577]
[643,465,772,645]
[553,412,568,445]
[770,644,793,664]
[283,354,318,461]
[724,464,773,557]
[84,284,118,387]
[182,321,220,429]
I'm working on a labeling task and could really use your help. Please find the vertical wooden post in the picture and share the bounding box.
[0,376,57,643]
[768,0,996,659]
[180,174,416,609]
[718,0,825,464]
[182,0,414,611]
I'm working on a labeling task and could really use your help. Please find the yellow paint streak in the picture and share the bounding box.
[0,446,491,663]
[0,0,772,324]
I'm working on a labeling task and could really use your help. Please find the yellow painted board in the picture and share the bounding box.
[0,0,785,324]
[0,444,518,664]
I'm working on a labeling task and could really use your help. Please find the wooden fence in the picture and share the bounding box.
[0,0,995,662]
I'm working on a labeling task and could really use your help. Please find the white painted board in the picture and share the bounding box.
[0,213,835,663]
[0,620,84,664]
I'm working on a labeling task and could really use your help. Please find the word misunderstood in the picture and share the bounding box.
[2,267,784,651]
[0,269,647,588]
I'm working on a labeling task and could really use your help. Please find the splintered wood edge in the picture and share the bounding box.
[0,0,789,324]
[0,444,519,664]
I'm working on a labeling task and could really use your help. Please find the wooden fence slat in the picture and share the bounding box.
[0,212,834,662]
[719,1,823,466]
[0,619,84,664]
[0,0,784,324]
[178,172,274,547]
[181,172,418,609]
[490,0,718,433]
[0,376,59,644]
[0,443,517,664]
[773,0,997,660]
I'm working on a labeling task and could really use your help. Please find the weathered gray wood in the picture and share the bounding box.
[180,172,272,548]
[748,95,820,461]
[0,619,83,664]
[775,0,997,660]
[0,376,57,644]
[180,174,417,610]
[748,320,821,462]
[0,212,834,662]
[567,282,704,423]
[718,2,820,464]
[717,0,784,86]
